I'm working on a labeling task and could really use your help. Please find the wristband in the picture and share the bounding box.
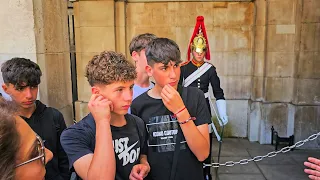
[172,106,186,118]
[178,117,196,124]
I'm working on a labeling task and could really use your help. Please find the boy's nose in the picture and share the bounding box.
[169,69,177,79]
[44,148,53,165]
[124,90,133,101]
[24,88,32,98]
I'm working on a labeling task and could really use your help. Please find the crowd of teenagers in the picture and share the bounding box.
[0,16,319,180]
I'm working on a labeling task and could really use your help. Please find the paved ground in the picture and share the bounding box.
[210,138,320,180]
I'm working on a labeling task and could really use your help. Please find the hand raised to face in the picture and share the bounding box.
[88,94,113,124]
[160,84,185,114]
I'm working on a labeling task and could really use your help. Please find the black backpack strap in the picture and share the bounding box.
[169,85,187,180]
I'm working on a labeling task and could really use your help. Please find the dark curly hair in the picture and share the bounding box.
[85,51,137,86]
[0,98,20,180]
[1,58,42,88]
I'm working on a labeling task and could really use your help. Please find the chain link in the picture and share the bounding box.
[203,132,320,168]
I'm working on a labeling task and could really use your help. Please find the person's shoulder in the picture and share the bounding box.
[126,114,144,125]
[78,114,95,126]
[67,114,95,131]
[181,60,190,67]
[41,106,67,128]
[132,91,149,105]
[205,62,216,69]
[46,106,63,119]
[36,100,61,116]
[61,114,95,140]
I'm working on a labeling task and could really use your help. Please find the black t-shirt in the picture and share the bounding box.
[131,86,211,180]
[60,113,146,180]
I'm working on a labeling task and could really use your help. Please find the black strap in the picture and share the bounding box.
[169,85,186,180]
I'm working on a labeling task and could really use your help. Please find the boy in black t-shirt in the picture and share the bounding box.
[131,38,211,180]
[1,58,70,180]
[61,51,150,180]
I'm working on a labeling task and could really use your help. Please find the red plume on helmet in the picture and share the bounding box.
[187,16,210,61]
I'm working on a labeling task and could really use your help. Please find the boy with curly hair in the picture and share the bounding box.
[61,51,150,180]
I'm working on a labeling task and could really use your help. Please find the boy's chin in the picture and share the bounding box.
[20,103,35,109]
[112,110,128,115]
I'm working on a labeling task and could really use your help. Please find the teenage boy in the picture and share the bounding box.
[61,51,150,180]
[131,38,211,180]
[129,33,157,100]
[1,57,70,180]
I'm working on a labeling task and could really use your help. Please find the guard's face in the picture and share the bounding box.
[192,50,206,62]
[146,61,180,89]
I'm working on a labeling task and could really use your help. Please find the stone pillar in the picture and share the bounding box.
[249,0,266,142]
[0,0,38,99]
[74,0,116,121]
[250,0,320,148]
[293,0,320,148]
[0,0,73,126]
[33,0,74,126]
[251,0,298,144]
[115,0,127,56]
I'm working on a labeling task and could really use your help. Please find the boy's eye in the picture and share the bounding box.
[117,89,123,92]
[15,87,24,91]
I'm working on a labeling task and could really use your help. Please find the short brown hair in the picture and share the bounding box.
[0,98,19,180]
[129,33,157,55]
[146,38,182,66]
[85,51,137,86]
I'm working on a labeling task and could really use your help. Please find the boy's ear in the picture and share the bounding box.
[145,65,153,77]
[131,51,139,61]
[2,83,9,94]
[91,86,100,95]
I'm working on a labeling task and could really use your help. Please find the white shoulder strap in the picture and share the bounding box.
[183,63,212,87]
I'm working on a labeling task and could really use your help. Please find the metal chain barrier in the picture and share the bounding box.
[203,132,320,168]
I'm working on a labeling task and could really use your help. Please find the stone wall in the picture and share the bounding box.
[0,0,73,126]
[0,0,37,100]
[72,0,320,148]
[248,0,320,148]
[74,0,115,103]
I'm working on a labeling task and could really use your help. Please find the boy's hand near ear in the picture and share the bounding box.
[161,84,185,114]
[88,94,113,123]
